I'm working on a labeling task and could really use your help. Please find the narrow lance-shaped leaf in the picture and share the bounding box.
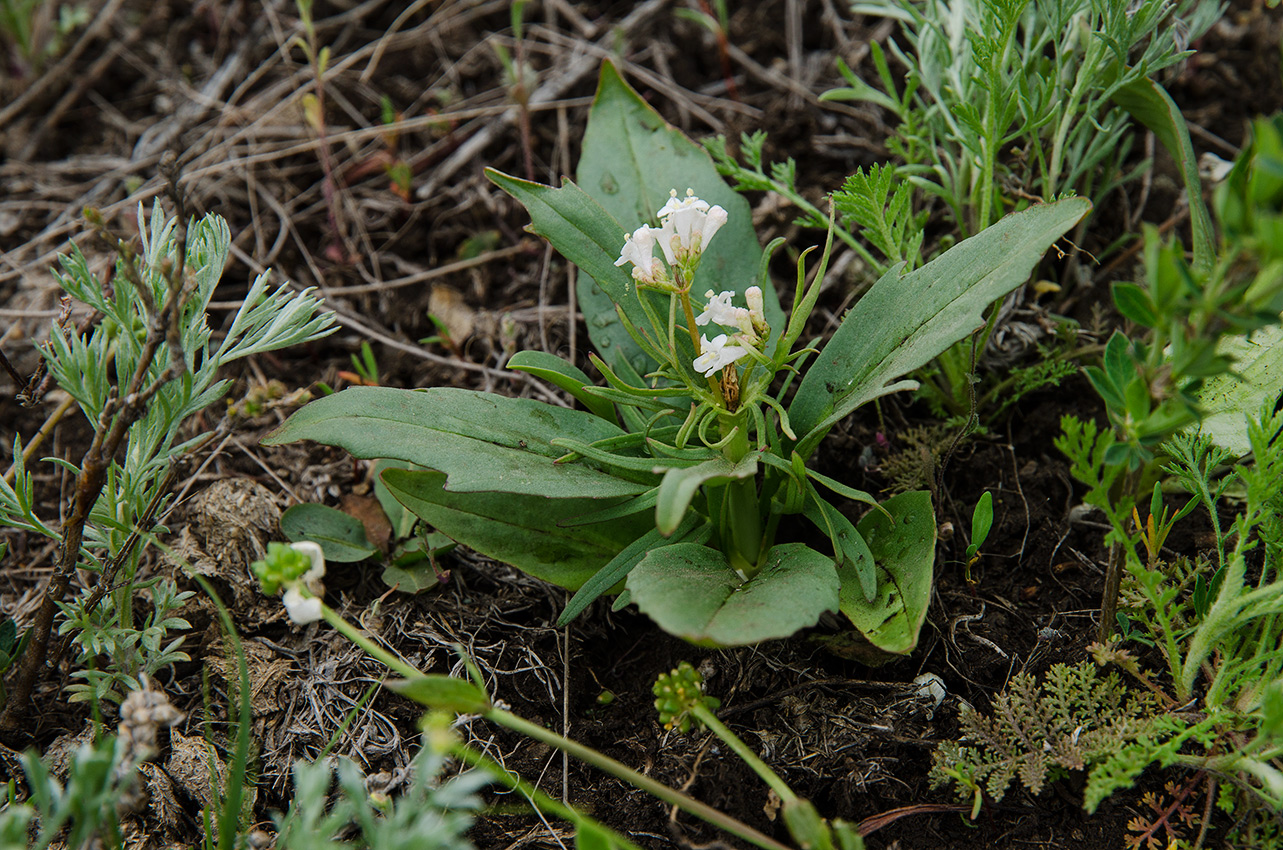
[1111,76,1215,276]
[506,350,617,421]
[789,198,1091,458]
[263,386,651,499]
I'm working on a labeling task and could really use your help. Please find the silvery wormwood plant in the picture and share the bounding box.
[264,63,1089,652]
[0,201,334,711]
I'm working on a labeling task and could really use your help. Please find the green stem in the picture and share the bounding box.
[1045,43,1098,199]
[322,605,419,679]
[450,742,648,850]
[322,602,789,850]
[489,710,792,850]
[721,414,763,572]
[692,704,797,804]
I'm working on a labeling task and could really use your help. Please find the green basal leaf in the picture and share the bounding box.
[380,562,441,594]
[1112,75,1215,276]
[485,169,651,373]
[373,459,418,539]
[626,542,839,646]
[655,453,758,535]
[280,503,378,563]
[575,61,782,365]
[507,349,616,421]
[1197,325,1283,455]
[789,198,1091,458]
[835,490,935,658]
[263,386,651,499]
[557,515,707,627]
[803,491,876,603]
[387,675,491,713]
[381,468,651,590]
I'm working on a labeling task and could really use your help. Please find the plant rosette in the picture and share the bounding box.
[264,62,1090,654]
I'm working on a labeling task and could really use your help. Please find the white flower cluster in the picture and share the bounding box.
[692,286,768,377]
[282,541,327,624]
[614,188,728,285]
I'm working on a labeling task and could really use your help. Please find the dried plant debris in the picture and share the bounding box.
[1124,780,1203,850]
[930,661,1163,804]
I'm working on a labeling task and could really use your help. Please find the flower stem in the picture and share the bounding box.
[692,703,797,805]
[321,604,419,679]
[721,414,763,572]
[449,740,648,850]
[489,710,792,850]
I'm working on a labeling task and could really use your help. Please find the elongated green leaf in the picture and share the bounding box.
[839,490,935,657]
[655,453,758,535]
[280,503,377,563]
[626,542,839,646]
[1112,76,1214,276]
[263,386,650,499]
[576,61,782,365]
[486,169,658,374]
[387,675,491,713]
[381,468,650,590]
[507,350,616,421]
[789,198,1091,458]
[373,459,419,539]
[556,515,707,626]
[802,492,876,603]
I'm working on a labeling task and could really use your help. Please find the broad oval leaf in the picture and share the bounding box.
[1197,324,1283,455]
[838,490,935,657]
[280,503,377,563]
[381,467,651,590]
[626,542,839,646]
[788,198,1091,458]
[263,386,651,499]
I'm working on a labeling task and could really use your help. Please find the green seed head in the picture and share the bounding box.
[652,661,720,733]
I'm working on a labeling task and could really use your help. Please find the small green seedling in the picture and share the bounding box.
[964,491,993,586]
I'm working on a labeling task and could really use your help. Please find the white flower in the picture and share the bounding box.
[693,333,749,377]
[615,225,664,284]
[656,189,728,264]
[695,289,754,339]
[283,586,323,624]
[283,541,326,625]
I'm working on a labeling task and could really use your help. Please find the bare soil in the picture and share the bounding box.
[2,2,1282,849]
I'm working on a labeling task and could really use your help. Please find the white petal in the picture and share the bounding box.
[616,225,657,273]
[692,333,749,377]
[283,586,323,624]
[700,205,728,246]
[290,541,327,589]
[654,219,678,265]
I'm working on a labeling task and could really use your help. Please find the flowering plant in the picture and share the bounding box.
[265,63,1088,652]
[251,541,327,624]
